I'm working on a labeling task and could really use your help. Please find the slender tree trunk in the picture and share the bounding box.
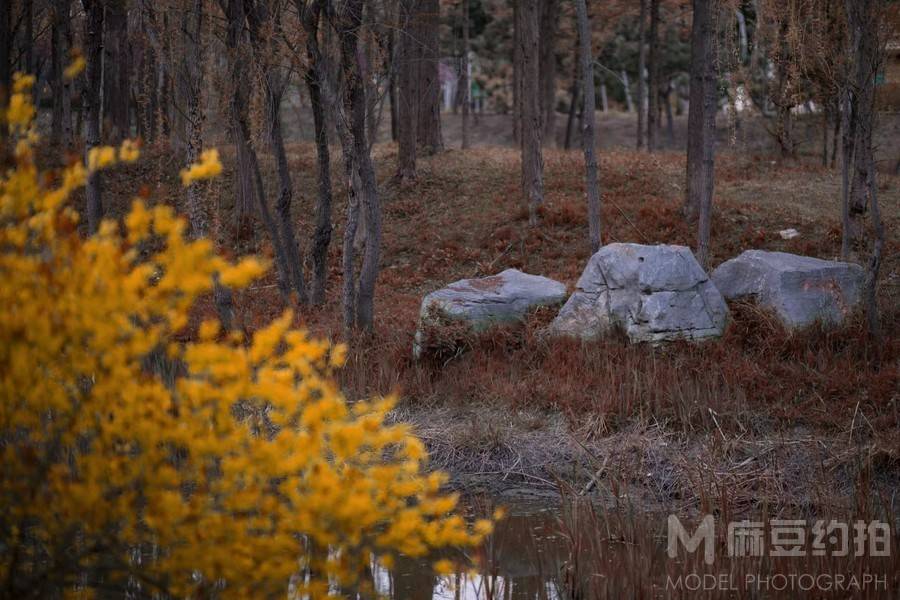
[461,0,470,149]
[685,0,717,270]
[647,0,660,152]
[599,82,608,112]
[51,0,73,148]
[24,0,34,98]
[519,0,544,225]
[182,0,206,238]
[0,0,10,111]
[225,0,254,236]
[335,0,382,330]
[82,0,104,234]
[575,0,601,253]
[302,1,334,305]
[512,0,521,143]
[396,0,418,182]
[664,80,675,145]
[621,69,634,113]
[843,0,884,339]
[387,0,399,142]
[266,73,307,303]
[416,0,442,154]
[104,0,130,143]
[636,0,647,149]
[563,53,580,151]
[539,0,560,145]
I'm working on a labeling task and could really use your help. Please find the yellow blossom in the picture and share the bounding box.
[0,77,491,598]
[180,149,223,185]
[87,145,117,171]
[119,139,141,162]
[64,55,86,79]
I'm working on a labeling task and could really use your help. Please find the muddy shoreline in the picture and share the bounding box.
[395,402,900,517]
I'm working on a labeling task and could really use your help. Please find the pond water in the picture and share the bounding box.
[367,499,899,600]
[377,504,569,600]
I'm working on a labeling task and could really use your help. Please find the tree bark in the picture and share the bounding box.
[538,0,560,145]
[224,0,252,238]
[0,0,10,110]
[842,0,884,338]
[50,0,73,148]
[519,0,544,225]
[684,0,717,270]
[302,1,334,305]
[563,49,580,151]
[636,0,647,149]
[575,0,601,253]
[416,0,443,154]
[82,0,104,234]
[334,0,382,330]
[647,0,660,152]
[512,0,521,143]
[103,0,130,143]
[461,0,470,149]
[396,0,418,182]
[181,0,206,238]
[621,69,634,113]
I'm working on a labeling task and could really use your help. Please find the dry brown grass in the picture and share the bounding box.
[90,139,899,513]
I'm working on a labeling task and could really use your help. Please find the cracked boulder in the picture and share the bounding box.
[414,269,567,358]
[548,243,728,343]
[711,250,864,329]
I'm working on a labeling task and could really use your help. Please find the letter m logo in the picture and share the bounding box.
[668,515,715,565]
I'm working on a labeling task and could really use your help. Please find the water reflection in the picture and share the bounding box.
[377,506,565,600]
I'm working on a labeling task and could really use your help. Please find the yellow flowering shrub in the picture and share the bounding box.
[0,76,489,597]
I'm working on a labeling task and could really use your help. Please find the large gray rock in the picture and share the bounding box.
[711,250,864,329]
[548,243,728,343]
[414,269,567,357]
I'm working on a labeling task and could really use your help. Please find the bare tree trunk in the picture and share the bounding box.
[82,0,104,234]
[636,0,647,149]
[461,0,470,149]
[621,69,634,113]
[50,0,73,148]
[519,0,544,225]
[267,73,307,303]
[563,31,580,150]
[512,0,521,143]
[334,0,382,330]
[843,0,884,338]
[103,0,130,143]
[575,0,601,253]
[248,0,307,303]
[396,0,418,182]
[226,0,293,299]
[647,0,660,152]
[664,80,675,145]
[0,0,10,112]
[539,0,560,145]
[224,0,253,238]
[599,82,608,112]
[302,1,334,305]
[181,0,206,238]
[416,0,442,154]
[563,47,580,151]
[685,0,717,270]
[387,0,399,142]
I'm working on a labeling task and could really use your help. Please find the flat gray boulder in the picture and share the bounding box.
[548,243,728,343]
[711,250,864,329]
[414,269,567,357]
